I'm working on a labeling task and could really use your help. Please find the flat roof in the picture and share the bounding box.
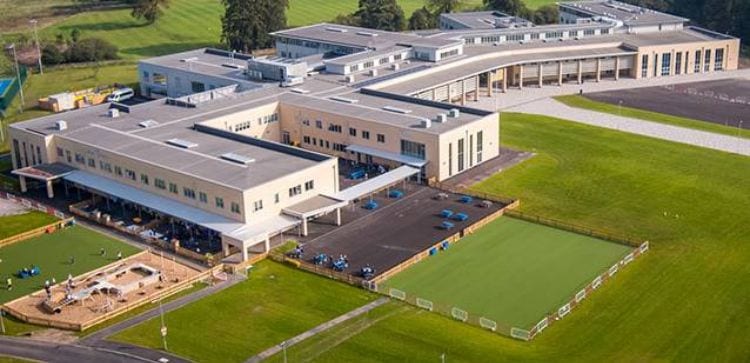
[140,48,263,86]
[330,165,420,202]
[440,11,533,30]
[561,0,688,26]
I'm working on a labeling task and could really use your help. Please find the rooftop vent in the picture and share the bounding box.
[391,63,400,71]
[420,118,432,129]
[382,106,412,114]
[166,138,198,149]
[222,63,245,69]
[449,108,460,118]
[356,31,378,37]
[345,75,355,83]
[108,108,120,118]
[180,57,198,62]
[139,120,159,128]
[369,69,378,77]
[56,120,68,131]
[330,96,359,104]
[326,27,347,33]
[435,114,447,123]
[221,153,255,165]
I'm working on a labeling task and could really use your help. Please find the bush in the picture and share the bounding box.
[41,44,66,65]
[65,38,119,63]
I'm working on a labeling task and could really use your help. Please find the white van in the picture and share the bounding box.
[107,87,135,102]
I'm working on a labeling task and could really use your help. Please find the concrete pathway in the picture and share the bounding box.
[245,297,389,363]
[0,335,148,363]
[508,98,750,156]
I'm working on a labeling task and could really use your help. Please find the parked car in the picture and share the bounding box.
[107,87,135,102]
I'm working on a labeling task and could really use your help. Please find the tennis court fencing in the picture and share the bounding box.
[366,240,650,341]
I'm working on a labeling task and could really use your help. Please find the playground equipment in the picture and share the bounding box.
[287,246,304,259]
[459,195,474,204]
[332,255,349,272]
[388,189,404,199]
[16,266,41,279]
[452,213,469,222]
[440,209,454,218]
[360,265,376,280]
[364,200,379,210]
[313,253,329,266]
[38,84,121,113]
[434,192,449,200]
[441,221,455,230]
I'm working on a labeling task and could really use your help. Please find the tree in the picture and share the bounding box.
[531,4,559,25]
[332,14,361,26]
[42,44,66,65]
[70,28,81,43]
[221,0,289,52]
[427,0,465,14]
[65,38,119,63]
[409,7,437,30]
[353,0,406,31]
[484,0,530,17]
[131,0,170,24]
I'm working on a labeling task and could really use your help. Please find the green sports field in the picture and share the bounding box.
[0,225,141,304]
[384,217,631,328]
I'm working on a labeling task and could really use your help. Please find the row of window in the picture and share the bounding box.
[60,147,245,215]
[346,53,404,73]
[233,112,280,132]
[642,48,725,78]
[302,136,347,152]
[447,131,484,177]
[303,120,385,143]
[475,28,604,45]
[439,49,459,60]
[13,140,43,170]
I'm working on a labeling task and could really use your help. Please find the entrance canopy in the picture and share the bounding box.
[345,144,427,168]
[283,195,347,219]
[331,165,419,202]
[64,170,246,237]
[12,163,75,181]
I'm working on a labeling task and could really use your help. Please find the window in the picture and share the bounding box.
[704,49,711,72]
[125,169,136,180]
[88,158,96,168]
[153,73,167,85]
[114,166,122,176]
[253,200,263,212]
[274,193,280,204]
[584,29,595,36]
[714,48,724,71]
[315,120,322,129]
[333,143,346,152]
[363,61,374,68]
[377,134,385,143]
[199,192,208,203]
[328,124,342,133]
[661,52,671,76]
[183,187,196,199]
[215,197,224,209]
[457,138,465,172]
[469,134,474,167]
[169,183,178,194]
[99,161,112,173]
[675,52,682,75]
[349,128,357,137]
[289,185,302,197]
[66,150,72,163]
[379,57,389,65]
[140,174,149,185]
[154,178,166,189]
[303,136,311,144]
[231,202,241,214]
[304,180,314,191]
[362,131,370,140]
[476,131,483,163]
[545,31,563,39]
[142,71,150,82]
[56,147,63,157]
[448,143,453,177]
[191,81,205,93]
[400,140,425,159]
[439,49,459,60]
[75,153,85,164]
[653,54,658,77]
[694,50,702,73]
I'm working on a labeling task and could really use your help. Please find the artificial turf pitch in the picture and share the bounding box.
[384,217,632,328]
[0,225,141,304]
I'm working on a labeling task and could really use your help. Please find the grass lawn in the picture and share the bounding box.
[0,225,141,304]
[384,217,631,328]
[555,94,750,139]
[270,112,749,362]
[0,211,59,240]
[110,260,376,363]
[0,356,36,363]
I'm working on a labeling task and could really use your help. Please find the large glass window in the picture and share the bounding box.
[476,131,483,163]
[457,138,465,172]
[714,48,724,71]
[661,52,671,76]
[675,52,682,75]
[400,140,426,160]
[694,50,702,73]
[641,54,649,78]
[704,49,711,72]
[231,202,241,214]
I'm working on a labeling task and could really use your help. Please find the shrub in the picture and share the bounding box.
[41,44,66,65]
[65,38,119,63]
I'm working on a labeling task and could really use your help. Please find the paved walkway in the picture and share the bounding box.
[441,148,534,189]
[0,336,148,363]
[245,297,390,363]
[508,98,750,156]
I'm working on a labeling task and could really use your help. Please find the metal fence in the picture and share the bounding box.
[0,66,28,116]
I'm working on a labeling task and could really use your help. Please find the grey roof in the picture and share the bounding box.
[271,23,461,51]
[140,48,264,86]
[560,0,688,26]
[440,11,533,30]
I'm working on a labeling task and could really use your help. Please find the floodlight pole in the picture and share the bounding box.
[281,341,288,363]
[1,309,6,334]
[9,44,25,113]
[441,353,446,363]
[739,120,744,154]
[159,299,168,351]
[30,19,43,75]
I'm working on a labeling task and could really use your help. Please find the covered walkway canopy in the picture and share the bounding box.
[12,163,75,198]
[345,144,427,168]
[283,195,347,236]
[331,165,420,202]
